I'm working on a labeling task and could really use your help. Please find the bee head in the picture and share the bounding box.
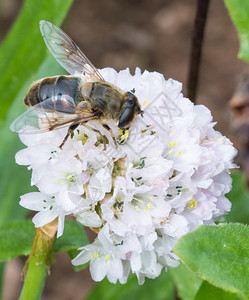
[118,91,143,129]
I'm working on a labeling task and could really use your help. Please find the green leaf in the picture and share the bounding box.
[54,220,88,253]
[0,220,35,261]
[194,281,244,300]
[0,0,73,120]
[224,0,249,63]
[174,223,249,299]
[0,262,5,299]
[86,272,174,300]
[0,219,87,262]
[226,171,249,224]
[170,263,202,300]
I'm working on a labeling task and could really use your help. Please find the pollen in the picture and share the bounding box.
[118,128,129,140]
[90,252,101,259]
[147,203,152,209]
[81,133,89,145]
[144,207,148,212]
[168,149,174,155]
[138,200,145,204]
[135,206,140,211]
[175,149,183,157]
[187,198,197,209]
[149,196,154,201]
[105,254,111,262]
[66,174,77,184]
[122,129,129,139]
[168,142,178,147]
[67,174,74,180]
[143,99,148,105]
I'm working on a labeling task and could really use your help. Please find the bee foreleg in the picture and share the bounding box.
[103,124,118,148]
[116,128,129,145]
[59,123,79,149]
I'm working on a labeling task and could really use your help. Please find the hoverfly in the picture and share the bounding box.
[10,20,143,148]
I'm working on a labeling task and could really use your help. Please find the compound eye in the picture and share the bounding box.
[118,106,134,128]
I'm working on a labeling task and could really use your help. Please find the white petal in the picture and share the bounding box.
[130,252,141,272]
[37,174,64,195]
[88,167,112,202]
[90,258,107,281]
[57,213,66,237]
[20,192,50,211]
[75,211,102,227]
[15,149,31,165]
[32,210,57,227]
[107,258,123,282]
[57,190,77,211]
[72,249,92,266]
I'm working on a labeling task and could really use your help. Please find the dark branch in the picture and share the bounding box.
[187,0,210,103]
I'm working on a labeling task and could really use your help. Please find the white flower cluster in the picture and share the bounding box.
[16,68,236,284]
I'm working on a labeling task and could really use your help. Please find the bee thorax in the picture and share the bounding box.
[84,81,124,120]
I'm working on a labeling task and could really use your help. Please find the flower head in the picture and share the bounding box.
[16,67,237,284]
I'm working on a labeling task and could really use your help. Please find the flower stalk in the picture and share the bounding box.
[187,0,210,102]
[19,218,58,300]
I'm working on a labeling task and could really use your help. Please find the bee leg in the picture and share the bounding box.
[83,124,108,150]
[59,123,79,149]
[103,124,118,148]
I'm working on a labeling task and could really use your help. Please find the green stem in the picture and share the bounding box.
[19,257,47,300]
[19,218,58,300]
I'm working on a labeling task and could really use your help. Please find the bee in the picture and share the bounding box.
[10,20,143,148]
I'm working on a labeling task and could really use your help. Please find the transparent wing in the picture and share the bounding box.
[10,96,98,134]
[40,20,104,80]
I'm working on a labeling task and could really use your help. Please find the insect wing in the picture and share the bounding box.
[10,96,97,134]
[40,20,104,80]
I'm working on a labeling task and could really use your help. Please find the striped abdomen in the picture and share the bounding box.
[24,75,83,107]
